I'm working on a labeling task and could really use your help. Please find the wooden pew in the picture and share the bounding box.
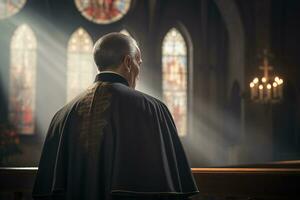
[0,161,300,200]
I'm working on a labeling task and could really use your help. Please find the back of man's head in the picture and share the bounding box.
[93,32,137,71]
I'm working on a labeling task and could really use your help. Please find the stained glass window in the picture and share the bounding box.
[67,27,95,102]
[75,0,131,24]
[162,28,187,137]
[9,24,37,135]
[0,0,27,19]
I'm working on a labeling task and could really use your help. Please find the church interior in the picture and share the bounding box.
[0,0,299,199]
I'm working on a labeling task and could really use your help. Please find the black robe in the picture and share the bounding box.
[33,73,199,200]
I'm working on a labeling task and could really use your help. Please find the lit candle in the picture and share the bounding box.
[267,84,271,100]
[253,78,259,99]
[254,84,258,99]
[259,84,263,100]
[250,82,255,100]
[273,82,278,98]
[278,79,283,98]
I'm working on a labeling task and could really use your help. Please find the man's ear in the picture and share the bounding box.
[123,55,132,72]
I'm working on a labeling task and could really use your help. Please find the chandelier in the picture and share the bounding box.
[249,50,283,103]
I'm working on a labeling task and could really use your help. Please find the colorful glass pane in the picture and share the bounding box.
[67,27,95,102]
[9,24,37,135]
[162,28,187,137]
[0,0,26,19]
[75,0,131,24]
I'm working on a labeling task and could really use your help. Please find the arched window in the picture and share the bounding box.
[162,28,187,137]
[0,0,27,20]
[9,24,37,135]
[67,27,95,102]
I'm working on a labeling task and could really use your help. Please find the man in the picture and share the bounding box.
[33,33,199,200]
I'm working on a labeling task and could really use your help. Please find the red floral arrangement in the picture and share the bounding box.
[0,123,21,165]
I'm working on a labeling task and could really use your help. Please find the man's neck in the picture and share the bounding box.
[96,71,129,86]
[100,70,127,80]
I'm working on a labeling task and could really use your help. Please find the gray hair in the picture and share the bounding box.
[93,32,138,71]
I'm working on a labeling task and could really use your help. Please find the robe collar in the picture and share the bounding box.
[95,72,129,87]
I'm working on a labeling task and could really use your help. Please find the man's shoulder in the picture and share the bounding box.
[53,83,167,119]
[111,84,165,106]
[136,90,166,107]
[51,102,74,125]
[51,92,85,123]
